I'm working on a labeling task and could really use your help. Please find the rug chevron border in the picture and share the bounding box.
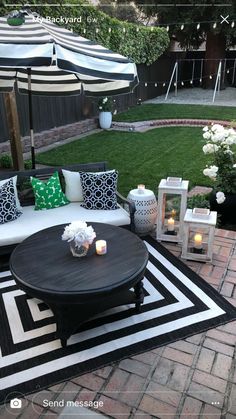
[1,236,236,404]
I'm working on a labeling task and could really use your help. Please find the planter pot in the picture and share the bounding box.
[209,191,236,225]
[99,111,112,129]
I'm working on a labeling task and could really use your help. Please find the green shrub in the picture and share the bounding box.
[187,194,210,209]
[0,154,13,169]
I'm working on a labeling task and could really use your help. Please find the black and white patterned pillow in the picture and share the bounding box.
[0,178,22,224]
[80,171,118,210]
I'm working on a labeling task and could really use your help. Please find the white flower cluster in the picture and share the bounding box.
[202,124,236,179]
[62,221,96,248]
[202,124,236,148]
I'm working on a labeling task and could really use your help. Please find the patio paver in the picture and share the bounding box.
[1,228,236,418]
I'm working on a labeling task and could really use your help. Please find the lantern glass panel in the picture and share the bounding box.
[162,193,181,235]
[187,226,209,255]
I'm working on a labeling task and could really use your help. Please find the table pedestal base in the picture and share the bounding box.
[47,280,144,347]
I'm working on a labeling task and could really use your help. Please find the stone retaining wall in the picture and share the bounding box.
[0,118,98,155]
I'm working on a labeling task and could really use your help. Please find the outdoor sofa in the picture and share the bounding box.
[0,161,135,255]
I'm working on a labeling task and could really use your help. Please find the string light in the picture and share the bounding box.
[155,83,157,87]
[227,69,230,74]
[190,80,193,84]
[123,27,126,33]
[163,82,166,87]
[174,82,177,86]
[108,27,111,33]
[136,27,139,32]
[197,23,200,30]
[213,22,217,28]
[83,28,86,34]
[199,78,202,83]
[144,82,147,87]
[209,75,213,79]
[231,21,235,28]
[181,24,184,30]
[166,25,169,32]
[95,28,99,33]
[181,81,184,86]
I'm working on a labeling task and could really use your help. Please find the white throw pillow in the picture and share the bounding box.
[62,169,83,202]
[0,175,22,210]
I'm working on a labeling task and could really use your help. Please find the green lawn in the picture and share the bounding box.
[37,126,211,196]
[113,104,236,123]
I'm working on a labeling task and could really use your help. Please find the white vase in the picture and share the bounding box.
[99,111,112,129]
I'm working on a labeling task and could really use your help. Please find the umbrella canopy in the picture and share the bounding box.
[0,10,138,168]
[0,10,138,96]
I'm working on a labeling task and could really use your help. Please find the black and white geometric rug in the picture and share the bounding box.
[1,236,236,404]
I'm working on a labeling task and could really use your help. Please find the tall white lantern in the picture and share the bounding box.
[156,177,189,243]
[181,208,217,262]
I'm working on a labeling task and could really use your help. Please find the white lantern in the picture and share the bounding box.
[181,208,217,262]
[127,186,158,234]
[156,177,189,242]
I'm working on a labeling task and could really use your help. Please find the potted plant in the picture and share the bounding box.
[98,96,113,129]
[202,123,236,224]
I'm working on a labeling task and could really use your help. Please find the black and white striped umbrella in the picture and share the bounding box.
[0,10,138,96]
[0,10,138,166]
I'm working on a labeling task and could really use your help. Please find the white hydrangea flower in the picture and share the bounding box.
[224,137,235,146]
[203,126,209,132]
[61,221,96,247]
[216,191,226,204]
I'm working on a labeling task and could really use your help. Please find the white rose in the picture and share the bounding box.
[211,124,225,133]
[224,137,234,146]
[203,126,209,132]
[202,143,219,154]
[216,191,226,204]
[203,165,218,179]
[211,132,225,142]
[203,131,211,140]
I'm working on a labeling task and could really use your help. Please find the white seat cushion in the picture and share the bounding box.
[0,203,130,246]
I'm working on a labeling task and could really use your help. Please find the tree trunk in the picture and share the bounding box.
[203,32,226,89]
[4,92,24,171]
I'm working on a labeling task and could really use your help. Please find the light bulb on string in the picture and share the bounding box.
[181,24,184,30]
[163,82,166,87]
[197,23,200,30]
[136,27,139,32]
[181,81,184,86]
[174,82,177,87]
[166,25,169,32]
[190,80,193,85]
[95,28,99,33]
[227,69,230,74]
[213,22,217,29]
[150,27,154,31]
[108,27,111,33]
[200,78,202,83]
[144,82,147,87]
[209,75,213,79]
[123,27,126,33]
[155,83,157,87]
[231,21,235,28]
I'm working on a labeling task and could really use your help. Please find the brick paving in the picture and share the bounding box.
[1,228,236,418]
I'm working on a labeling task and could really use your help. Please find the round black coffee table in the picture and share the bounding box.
[10,223,148,347]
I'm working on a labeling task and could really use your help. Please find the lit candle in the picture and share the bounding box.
[137,184,145,193]
[194,233,203,249]
[167,217,175,231]
[96,240,107,255]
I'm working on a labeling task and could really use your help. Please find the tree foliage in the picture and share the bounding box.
[134,0,236,50]
[0,0,169,65]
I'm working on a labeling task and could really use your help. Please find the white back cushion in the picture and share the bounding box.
[62,169,83,202]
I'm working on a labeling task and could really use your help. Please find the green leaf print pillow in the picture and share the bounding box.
[31,172,70,210]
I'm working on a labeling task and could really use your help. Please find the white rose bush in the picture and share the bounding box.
[202,124,236,204]
[98,96,113,112]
